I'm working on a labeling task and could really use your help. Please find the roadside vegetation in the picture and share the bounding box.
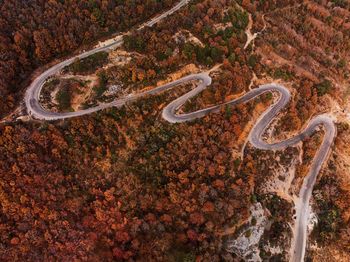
[64,52,109,75]
[311,176,343,245]
[56,85,72,111]
[40,78,89,112]
[92,71,109,101]
[40,78,61,108]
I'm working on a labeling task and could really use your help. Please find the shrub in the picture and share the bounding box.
[56,85,71,111]
[65,51,108,74]
[315,79,332,96]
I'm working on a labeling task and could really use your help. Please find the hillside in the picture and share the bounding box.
[1,0,350,261]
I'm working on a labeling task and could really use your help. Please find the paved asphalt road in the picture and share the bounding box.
[24,0,191,120]
[23,1,336,261]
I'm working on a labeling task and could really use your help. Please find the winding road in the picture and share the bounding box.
[22,1,336,262]
[25,0,191,120]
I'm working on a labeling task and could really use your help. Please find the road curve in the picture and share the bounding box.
[26,70,336,262]
[24,0,191,120]
[162,74,336,262]
[23,1,336,261]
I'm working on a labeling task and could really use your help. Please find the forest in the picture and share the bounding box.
[0,0,178,116]
[1,0,350,261]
